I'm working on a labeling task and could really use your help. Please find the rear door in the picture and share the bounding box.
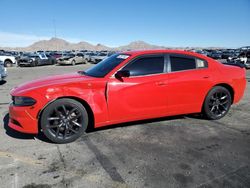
[167,54,213,114]
[107,55,169,122]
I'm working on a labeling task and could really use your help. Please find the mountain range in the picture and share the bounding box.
[2,38,169,51]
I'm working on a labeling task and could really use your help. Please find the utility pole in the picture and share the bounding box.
[53,19,57,38]
[53,19,58,51]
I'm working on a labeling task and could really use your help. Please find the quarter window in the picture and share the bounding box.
[170,56,196,72]
[196,58,208,68]
[122,56,164,76]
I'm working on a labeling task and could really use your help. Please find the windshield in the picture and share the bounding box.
[85,54,130,78]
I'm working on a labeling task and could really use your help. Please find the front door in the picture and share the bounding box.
[107,55,169,123]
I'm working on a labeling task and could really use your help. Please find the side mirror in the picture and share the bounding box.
[115,70,130,79]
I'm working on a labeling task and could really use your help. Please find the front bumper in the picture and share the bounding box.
[8,104,38,134]
[18,61,32,65]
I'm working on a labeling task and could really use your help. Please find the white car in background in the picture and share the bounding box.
[0,53,16,67]
[0,60,7,81]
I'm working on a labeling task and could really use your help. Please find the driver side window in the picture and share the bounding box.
[122,56,164,76]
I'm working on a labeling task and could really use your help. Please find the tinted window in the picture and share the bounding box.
[170,56,196,72]
[85,54,130,77]
[77,53,83,56]
[122,56,164,76]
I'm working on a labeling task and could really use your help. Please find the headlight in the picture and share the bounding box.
[12,96,36,106]
[29,59,33,62]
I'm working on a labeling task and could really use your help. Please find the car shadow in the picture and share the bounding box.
[0,80,6,85]
[3,112,204,143]
[86,114,198,133]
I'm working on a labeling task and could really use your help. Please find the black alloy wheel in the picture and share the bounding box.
[203,86,232,120]
[41,98,88,143]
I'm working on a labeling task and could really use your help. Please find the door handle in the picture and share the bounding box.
[203,76,210,79]
[156,82,167,86]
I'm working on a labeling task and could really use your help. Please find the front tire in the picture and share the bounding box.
[40,98,88,143]
[4,60,12,67]
[203,86,232,120]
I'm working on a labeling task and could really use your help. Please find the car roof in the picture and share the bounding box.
[122,49,209,59]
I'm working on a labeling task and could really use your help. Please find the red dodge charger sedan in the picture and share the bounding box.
[9,50,246,143]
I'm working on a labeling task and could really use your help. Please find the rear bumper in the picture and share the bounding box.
[57,60,71,65]
[8,104,38,134]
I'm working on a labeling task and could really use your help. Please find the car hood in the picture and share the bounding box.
[59,56,74,61]
[11,72,95,95]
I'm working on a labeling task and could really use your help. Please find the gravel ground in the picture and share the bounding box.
[0,64,250,188]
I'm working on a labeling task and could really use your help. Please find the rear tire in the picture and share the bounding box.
[40,98,88,143]
[203,86,232,120]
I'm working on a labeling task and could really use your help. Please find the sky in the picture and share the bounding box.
[0,0,249,48]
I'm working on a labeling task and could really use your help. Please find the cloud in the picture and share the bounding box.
[0,31,51,47]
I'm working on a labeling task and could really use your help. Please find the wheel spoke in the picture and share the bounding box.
[46,124,58,128]
[70,113,81,121]
[54,107,61,116]
[55,127,60,138]
[210,106,216,112]
[69,107,78,115]
[216,107,222,115]
[219,104,227,111]
[210,96,216,101]
[63,129,67,139]
[71,120,81,127]
[47,117,60,121]
[221,100,228,105]
[68,127,78,133]
[62,105,67,115]
[220,95,227,100]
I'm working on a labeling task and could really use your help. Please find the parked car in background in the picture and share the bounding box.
[47,51,63,59]
[0,60,7,81]
[0,52,16,67]
[227,50,250,69]
[194,50,209,56]
[45,53,57,64]
[8,50,246,143]
[208,51,222,59]
[221,49,235,59]
[18,53,55,67]
[83,52,97,62]
[90,52,110,64]
[57,53,86,65]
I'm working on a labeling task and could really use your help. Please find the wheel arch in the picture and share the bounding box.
[4,58,13,63]
[212,83,234,104]
[38,96,95,133]
[201,83,235,113]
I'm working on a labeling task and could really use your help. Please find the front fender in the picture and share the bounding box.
[36,81,109,127]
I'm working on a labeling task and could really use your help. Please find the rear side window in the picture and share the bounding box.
[123,56,164,76]
[170,56,196,72]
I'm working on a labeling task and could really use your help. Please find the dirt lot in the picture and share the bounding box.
[0,64,250,188]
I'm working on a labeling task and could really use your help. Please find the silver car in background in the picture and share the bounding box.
[57,53,86,65]
[0,60,7,81]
